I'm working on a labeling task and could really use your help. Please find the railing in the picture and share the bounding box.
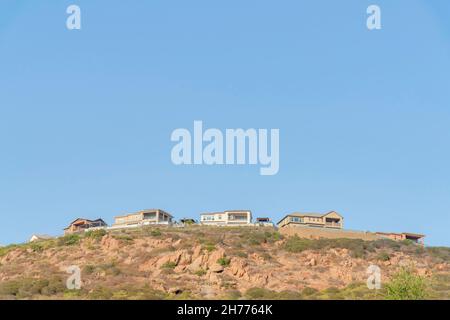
[229,216,248,221]
[325,222,341,227]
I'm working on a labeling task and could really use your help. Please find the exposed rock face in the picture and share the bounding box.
[0,228,448,299]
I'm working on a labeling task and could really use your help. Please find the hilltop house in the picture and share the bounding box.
[111,209,173,229]
[200,210,252,226]
[64,218,107,235]
[376,232,425,245]
[255,217,274,227]
[277,211,344,229]
[29,234,54,243]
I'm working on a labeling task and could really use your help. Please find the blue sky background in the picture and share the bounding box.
[0,0,449,246]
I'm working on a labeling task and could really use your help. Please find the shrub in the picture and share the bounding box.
[161,262,177,270]
[83,265,96,275]
[0,244,19,257]
[194,269,207,277]
[30,243,44,253]
[302,287,318,296]
[234,251,248,258]
[243,231,280,246]
[284,236,371,258]
[203,244,216,252]
[283,236,313,253]
[401,239,415,246]
[385,268,428,300]
[427,247,450,263]
[245,287,278,299]
[85,229,107,240]
[217,257,231,267]
[150,229,162,237]
[98,262,121,276]
[377,251,390,261]
[113,234,134,244]
[57,234,80,246]
[0,277,65,299]
[89,287,114,300]
[277,290,303,300]
[224,290,241,300]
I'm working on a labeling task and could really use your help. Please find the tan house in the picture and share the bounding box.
[200,210,252,226]
[277,211,344,229]
[376,232,425,245]
[64,218,107,235]
[111,209,173,229]
[255,217,274,227]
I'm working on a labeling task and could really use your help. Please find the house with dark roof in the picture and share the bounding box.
[277,211,344,229]
[255,217,274,227]
[64,218,107,235]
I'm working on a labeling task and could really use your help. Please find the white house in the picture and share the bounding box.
[200,210,252,226]
[29,234,54,243]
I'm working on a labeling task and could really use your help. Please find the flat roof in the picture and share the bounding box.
[376,232,425,238]
[115,209,173,219]
[201,210,251,216]
[276,211,342,225]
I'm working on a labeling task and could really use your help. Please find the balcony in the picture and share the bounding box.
[228,215,248,221]
[325,222,341,228]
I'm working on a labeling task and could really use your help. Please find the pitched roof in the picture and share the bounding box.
[30,234,53,240]
[287,212,324,218]
[277,211,342,225]
[64,218,107,230]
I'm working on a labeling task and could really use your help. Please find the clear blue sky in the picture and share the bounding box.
[0,0,449,246]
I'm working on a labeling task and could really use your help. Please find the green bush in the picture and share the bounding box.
[85,229,107,240]
[233,251,248,258]
[276,290,303,300]
[217,257,231,267]
[283,236,376,258]
[57,234,80,246]
[88,287,114,300]
[302,287,318,296]
[402,239,415,246]
[377,251,390,261]
[385,268,428,300]
[150,229,162,237]
[194,269,207,277]
[203,243,216,252]
[0,244,19,257]
[224,290,242,300]
[0,277,65,299]
[245,287,278,299]
[243,231,280,246]
[30,243,44,253]
[283,236,314,253]
[161,262,177,270]
[112,234,134,243]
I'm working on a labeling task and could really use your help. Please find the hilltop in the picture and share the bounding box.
[0,226,449,300]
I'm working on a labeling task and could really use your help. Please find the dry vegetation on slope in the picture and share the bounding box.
[0,226,449,300]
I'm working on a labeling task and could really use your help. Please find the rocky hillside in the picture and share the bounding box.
[0,226,449,300]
